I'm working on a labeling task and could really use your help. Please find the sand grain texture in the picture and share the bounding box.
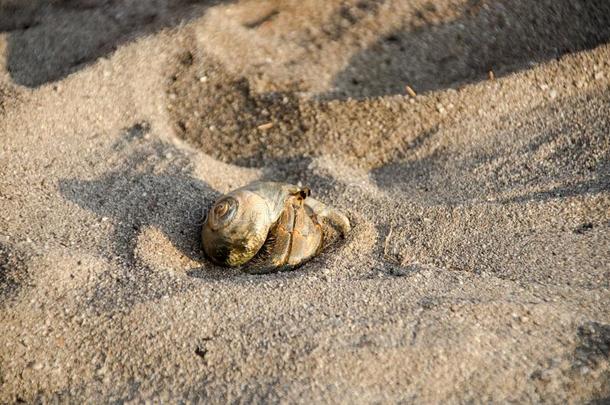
[1,0,609,402]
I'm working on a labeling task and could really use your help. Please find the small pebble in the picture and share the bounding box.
[257,122,274,131]
[405,85,417,98]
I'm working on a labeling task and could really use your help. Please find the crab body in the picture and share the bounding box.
[202,182,350,273]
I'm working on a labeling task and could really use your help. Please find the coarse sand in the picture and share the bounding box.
[1,0,609,402]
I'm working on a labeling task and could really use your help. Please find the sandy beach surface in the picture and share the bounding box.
[1,0,609,402]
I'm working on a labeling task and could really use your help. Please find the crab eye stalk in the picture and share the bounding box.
[207,197,238,230]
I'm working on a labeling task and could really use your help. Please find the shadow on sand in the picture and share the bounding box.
[5,0,609,95]
[59,122,217,265]
[371,90,610,206]
[0,0,223,87]
[327,0,610,99]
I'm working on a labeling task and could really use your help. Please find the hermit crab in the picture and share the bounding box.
[202,181,350,273]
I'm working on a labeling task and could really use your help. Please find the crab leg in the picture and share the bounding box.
[246,197,324,273]
[304,197,351,236]
[288,202,323,266]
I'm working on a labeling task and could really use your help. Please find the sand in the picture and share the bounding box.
[1,0,609,402]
